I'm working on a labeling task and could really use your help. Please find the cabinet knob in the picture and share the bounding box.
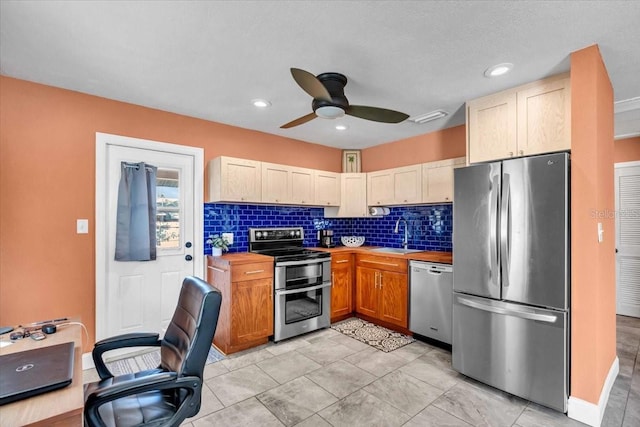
[509,151,514,157]
[403,199,408,202]
[519,150,524,155]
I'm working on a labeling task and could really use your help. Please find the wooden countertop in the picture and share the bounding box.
[310,246,452,264]
[210,247,452,265]
[208,252,273,265]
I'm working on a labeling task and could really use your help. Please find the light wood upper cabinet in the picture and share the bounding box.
[262,163,315,205]
[208,156,262,202]
[516,76,571,156]
[367,164,422,206]
[467,91,517,163]
[314,170,341,206]
[324,173,369,218]
[367,169,394,206]
[422,157,466,203]
[290,167,314,205]
[261,162,290,203]
[467,73,570,164]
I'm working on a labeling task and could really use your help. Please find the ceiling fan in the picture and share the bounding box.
[281,68,410,129]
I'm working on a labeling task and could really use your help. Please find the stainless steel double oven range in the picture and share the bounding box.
[249,227,331,342]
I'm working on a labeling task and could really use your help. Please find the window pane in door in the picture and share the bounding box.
[156,168,180,249]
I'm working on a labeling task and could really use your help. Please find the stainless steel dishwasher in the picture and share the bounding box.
[409,261,453,344]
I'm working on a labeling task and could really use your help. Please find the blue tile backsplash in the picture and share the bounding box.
[204,203,452,254]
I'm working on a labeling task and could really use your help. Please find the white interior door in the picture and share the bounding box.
[615,161,640,317]
[96,133,203,346]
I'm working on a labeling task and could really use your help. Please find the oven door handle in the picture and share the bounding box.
[275,282,332,295]
[276,258,329,267]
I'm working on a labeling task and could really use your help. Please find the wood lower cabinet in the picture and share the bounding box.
[207,254,274,354]
[355,254,408,328]
[330,252,353,322]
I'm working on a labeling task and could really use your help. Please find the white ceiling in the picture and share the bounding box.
[1,1,639,149]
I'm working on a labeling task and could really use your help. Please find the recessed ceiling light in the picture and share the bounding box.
[484,63,514,78]
[252,99,271,108]
[335,124,348,131]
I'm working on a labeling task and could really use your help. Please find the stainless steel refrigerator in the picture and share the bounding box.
[452,152,569,413]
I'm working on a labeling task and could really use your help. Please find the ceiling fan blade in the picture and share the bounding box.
[280,112,317,129]
[346,105,410,123]
[290,68,332,101]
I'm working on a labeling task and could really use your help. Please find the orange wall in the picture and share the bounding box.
[0,76,343,349]
[570,45,616,404]
[361,125,466,171]
[615,136,640,163]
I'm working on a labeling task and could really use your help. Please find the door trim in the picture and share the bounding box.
[95,132,204,342]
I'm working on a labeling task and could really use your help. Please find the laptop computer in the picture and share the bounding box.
[0,341,75,405]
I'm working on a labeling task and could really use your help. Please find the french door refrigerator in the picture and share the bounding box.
[452,152,569,413]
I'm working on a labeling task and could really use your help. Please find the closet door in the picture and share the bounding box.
[616,162,640,317]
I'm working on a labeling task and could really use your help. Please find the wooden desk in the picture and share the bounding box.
[0,324,84,426]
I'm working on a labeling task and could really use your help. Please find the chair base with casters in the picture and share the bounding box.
[84,276,222,427]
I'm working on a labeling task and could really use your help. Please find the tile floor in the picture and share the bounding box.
[83,315,640,426]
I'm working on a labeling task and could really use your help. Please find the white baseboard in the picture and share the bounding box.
[567,357,619,427]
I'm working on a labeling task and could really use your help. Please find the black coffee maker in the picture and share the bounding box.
[317,230,335,248]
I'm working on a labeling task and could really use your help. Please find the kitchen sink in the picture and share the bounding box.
[369,247,423,254]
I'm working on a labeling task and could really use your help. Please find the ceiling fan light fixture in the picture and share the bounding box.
[409,110,449,124]
[252,99,271,108]
[315,105,345,119]
[484,63,514,77]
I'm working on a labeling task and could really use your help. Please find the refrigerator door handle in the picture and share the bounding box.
[489,174,500,287]
[500,173,511,288]
[456,296,559,323]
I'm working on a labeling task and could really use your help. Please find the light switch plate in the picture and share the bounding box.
[77,219,89,234]
[597,222,604,243]
[222,232,234,245]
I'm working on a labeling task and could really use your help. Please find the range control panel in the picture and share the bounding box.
[249,227,304,242]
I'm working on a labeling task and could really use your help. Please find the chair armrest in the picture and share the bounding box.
[92,332,161,379]
[84,373,201,427]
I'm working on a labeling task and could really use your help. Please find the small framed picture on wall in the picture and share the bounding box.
[342,150,361,173]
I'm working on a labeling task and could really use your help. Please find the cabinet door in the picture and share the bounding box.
[331,254,353,320]
[314,170,341,206]
[422,158,465,203]
[367,170,394,206]
[393,165,422,204]
[324,173,369,218]
[290,167,314,205]
[517,76,571,156]
[467,90,517,164]
[355,266,378,318]
[209,156,262,202]
[231,277,273,345]
[378,270,408,328]
[262,162,290,203]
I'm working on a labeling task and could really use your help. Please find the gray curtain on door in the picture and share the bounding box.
[115,162,158,261]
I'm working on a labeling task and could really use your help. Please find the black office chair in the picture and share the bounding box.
[84,276,222,427]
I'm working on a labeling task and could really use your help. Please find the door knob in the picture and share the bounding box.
[185,255,193,261]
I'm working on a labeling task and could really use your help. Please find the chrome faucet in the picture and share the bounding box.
[394,218,409,249]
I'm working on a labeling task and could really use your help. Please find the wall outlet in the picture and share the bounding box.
[77,219,89,234]
[222,232,234,245]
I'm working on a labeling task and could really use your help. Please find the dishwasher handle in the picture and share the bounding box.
[411,262,453,274]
